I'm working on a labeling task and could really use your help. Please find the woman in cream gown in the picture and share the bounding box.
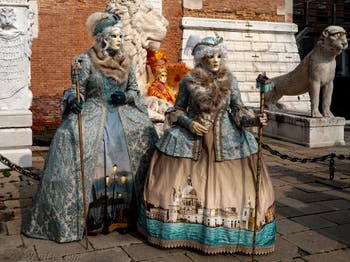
[138,35,275,255]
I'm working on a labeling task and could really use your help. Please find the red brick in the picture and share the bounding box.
[31,0,286,137]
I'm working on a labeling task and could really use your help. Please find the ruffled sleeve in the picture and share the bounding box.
[125,66,149,114]
[229,76,257,127]
[170,79,193,129]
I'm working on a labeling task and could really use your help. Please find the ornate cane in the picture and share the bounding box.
[252,73,272,261]
[72,59,89,250]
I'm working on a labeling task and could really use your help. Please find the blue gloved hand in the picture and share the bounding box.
[69,97,84,114]
[71,74,83,85]
[111,91,126,105]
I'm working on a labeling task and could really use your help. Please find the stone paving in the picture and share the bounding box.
[0,127,349,261]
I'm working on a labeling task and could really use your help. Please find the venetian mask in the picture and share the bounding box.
[204,52,222,72]
[107,26,123,51]
[153,66,167,84]
[158,70,167,84]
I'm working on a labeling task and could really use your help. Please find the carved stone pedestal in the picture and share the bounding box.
[0,110,32,169]
[0,1,34,169]
[263,111,346,148]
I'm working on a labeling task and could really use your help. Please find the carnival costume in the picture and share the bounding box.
[138,36,275,254]
[22,13,158,242]
[147,50,176,104]
[147,78,176,104]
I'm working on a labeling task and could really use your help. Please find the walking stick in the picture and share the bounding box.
[72,59,89,250]
[252,73,272,261]
[102,140,110,235]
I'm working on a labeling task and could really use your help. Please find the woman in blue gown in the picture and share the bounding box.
[22,12,157,242]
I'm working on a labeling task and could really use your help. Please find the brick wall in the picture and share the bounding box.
[183,0,285,21]
[160,0,286,64]
[31,0,106,137]
[161,0,183,64]
[31,0,288,140]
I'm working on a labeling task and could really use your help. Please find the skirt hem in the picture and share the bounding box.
[137,225,275,255]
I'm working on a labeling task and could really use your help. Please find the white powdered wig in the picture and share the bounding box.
[184,34,228,65]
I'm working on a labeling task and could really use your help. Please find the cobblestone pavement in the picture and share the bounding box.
[0,127,349,261]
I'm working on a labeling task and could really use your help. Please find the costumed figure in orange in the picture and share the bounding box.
[147,65,176,104]
[146,50,177,104]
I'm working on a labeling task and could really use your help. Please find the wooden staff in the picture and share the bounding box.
[72,59,89,250]
[252,73,271,261]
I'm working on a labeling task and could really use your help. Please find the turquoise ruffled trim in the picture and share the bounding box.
[138,205,275,248]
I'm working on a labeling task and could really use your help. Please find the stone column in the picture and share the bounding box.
[0,0,34,169]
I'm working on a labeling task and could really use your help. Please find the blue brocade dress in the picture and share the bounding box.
[22,48,158,242]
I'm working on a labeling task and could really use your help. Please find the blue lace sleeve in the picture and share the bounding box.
[174,80,193,129]
[229,76,256,127]
[125,66,140,102]
[126,66,148,114]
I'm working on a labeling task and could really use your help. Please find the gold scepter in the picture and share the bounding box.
[72,59,89,250]
[252,72,272,261]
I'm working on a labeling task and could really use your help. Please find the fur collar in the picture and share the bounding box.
[88,45,131,84]
[184,65,233,113]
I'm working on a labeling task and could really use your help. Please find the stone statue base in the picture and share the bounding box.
[263,110,346,148]
[0,110,32,169]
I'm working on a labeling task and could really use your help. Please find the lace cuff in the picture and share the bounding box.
[233,106,256,127]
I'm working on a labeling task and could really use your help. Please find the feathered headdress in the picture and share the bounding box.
[147,49,167,68]
[184,34,202,56]
[86,12,123,37]
[184,33,227,64]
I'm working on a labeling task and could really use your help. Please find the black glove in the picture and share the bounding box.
[69,97,84,114]
[256,73,271,85]
[111,91,126,105]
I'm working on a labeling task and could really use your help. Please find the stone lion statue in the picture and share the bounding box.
[265,25,348,118]
[146,96,173,136]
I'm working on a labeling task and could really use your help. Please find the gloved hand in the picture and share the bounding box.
[189,121,208,136]
[69,97,84,114]
[71,74,83,85]
[111,91,126,105]
[256,73,271,85]
[256,113,268,126]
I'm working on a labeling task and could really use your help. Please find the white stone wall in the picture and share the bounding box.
[0,110,32,169]
[28,0,38,38]
[180,17,310,112]
[0,1,34,169]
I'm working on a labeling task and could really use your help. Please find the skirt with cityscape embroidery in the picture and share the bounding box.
[138,130,276,254]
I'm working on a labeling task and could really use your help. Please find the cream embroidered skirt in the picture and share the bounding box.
[138,130,275,254]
